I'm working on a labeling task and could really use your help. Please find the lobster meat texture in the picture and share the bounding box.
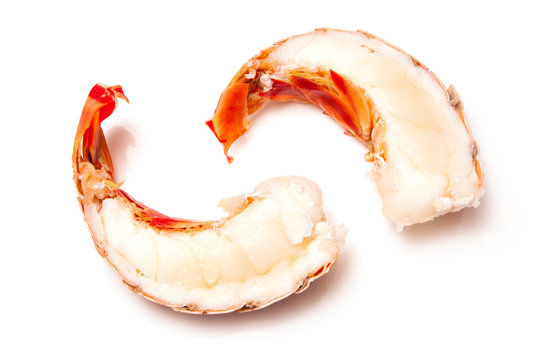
[207,28,484,229]
[72,84,345,314]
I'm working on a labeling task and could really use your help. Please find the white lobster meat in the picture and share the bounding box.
[73,84,345,314]
[207,28,484,229]
[73,28,484,315]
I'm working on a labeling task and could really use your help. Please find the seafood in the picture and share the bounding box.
[207,28,484,229]
[72,84,345,314]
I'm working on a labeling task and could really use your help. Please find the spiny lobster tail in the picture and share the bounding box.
[73,82,345,314]
[206,28,483,228]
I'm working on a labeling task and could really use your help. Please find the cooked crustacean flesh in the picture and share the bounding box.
[73,84,345,314]
[206,28,484,229]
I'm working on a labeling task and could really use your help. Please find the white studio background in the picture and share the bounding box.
[1,1,538,359]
